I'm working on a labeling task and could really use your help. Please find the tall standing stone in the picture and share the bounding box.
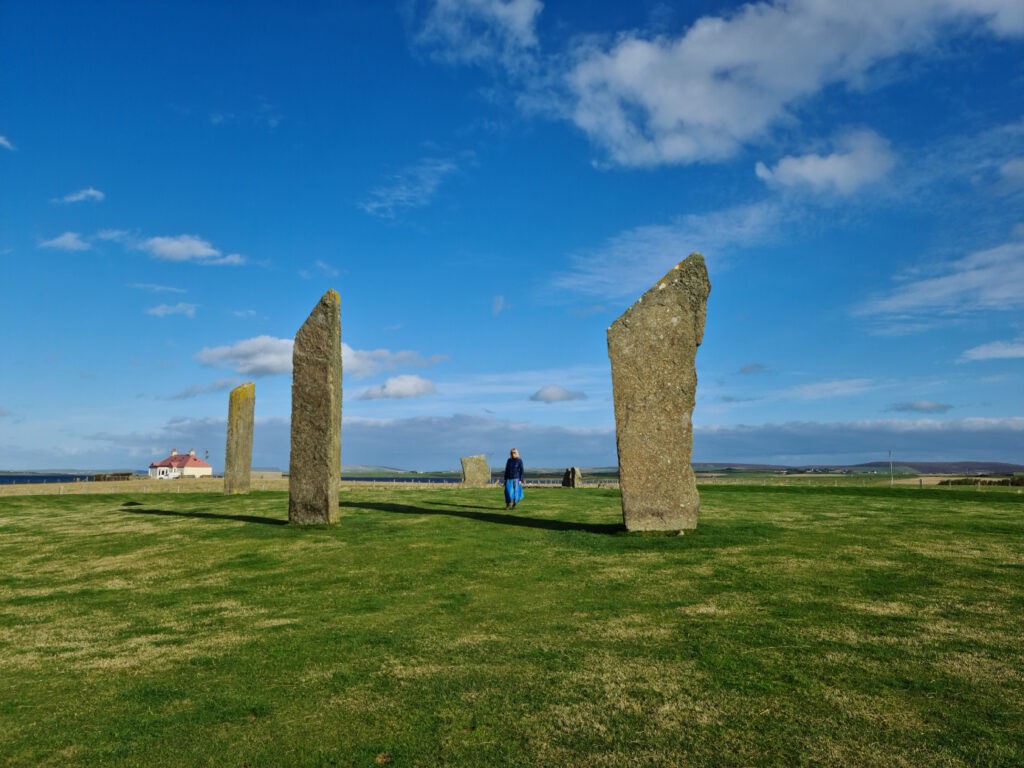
[460,455,490,486]
[289,290,342,525]
[607,253,711,531]
[224,382,255,495]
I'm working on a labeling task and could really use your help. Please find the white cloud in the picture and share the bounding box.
[343,343,449,378]
[140,235,246,266]
[59,187,105,203]
[552,201,778,301]
[195,336,447,379]
[196,335,294,376]
[959,339,1024,362]
[146,303,197,318]
[756,130,895,194]
[96,229,129,242]
[492,295,506,316]
[565,1,1024,167]
[40,232,90,251]
[359,157,461,218]
[357,375,437,400]
[856,240,1024,325]
[0,135,14,151]
[416,0,543,71]
[530,384,587,403]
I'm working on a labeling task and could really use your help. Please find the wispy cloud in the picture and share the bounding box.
[415,0,542,73]
[146,303,197,318]
[356,374,437,400]
[298,260,341,280]
[738,363,771,375]
[783,378,878,400]
[695,417,1024,465]
[492,295,506,316]
[139,235,245,266]
[40,232,90,251]
[57,187,105,203]
[167,378,241,400]
[855,240,1024,330]
[0,135,14,151]
[359,156,462,218]
[959,339,1024,362]
[885,401,953,414]
[551,201,779,301]
[131,282,186,294]
[564,3,1023,167]
[343,344,449,378]
[756,129,895,195]
[530,384,587,403]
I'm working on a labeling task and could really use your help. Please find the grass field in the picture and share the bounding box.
[1,484,1021,767]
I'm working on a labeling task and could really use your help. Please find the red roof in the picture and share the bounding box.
[149,450,211,469]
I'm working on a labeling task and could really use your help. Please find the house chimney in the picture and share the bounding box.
[171,448,178,456]
[189,449,195,457]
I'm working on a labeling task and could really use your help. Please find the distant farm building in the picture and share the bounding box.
[148,448,213,479]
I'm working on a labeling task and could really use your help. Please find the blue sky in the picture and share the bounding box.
[1,0,1022,472]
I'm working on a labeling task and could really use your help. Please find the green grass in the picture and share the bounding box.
[1,484,1021,767]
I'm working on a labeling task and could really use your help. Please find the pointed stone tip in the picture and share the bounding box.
[677,252,705,269]
[323,288,340,305]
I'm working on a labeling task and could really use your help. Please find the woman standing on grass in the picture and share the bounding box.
[503,448,524,510]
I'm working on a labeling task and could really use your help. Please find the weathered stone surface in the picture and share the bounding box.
[224,382,255,495]
[460,455,490,486]
[607,253,710,531]
[561,467,583,488]
[289,290,342,525]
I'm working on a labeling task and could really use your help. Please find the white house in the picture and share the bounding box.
[148,448,213,479]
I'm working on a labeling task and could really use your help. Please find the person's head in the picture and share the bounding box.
[510,448,519,458]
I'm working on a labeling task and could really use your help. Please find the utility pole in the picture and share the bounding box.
[889,449,894,487]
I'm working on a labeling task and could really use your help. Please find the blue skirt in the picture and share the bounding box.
[504,479,523,504]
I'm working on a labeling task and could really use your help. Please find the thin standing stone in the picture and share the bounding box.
[224,382,255,495]
[607,253,711,531]
[289,289,343,525]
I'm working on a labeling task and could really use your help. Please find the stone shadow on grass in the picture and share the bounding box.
[340,500,625,535]
[120,502,287,526]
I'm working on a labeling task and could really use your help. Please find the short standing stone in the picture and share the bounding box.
[607,253,711,531]
[224,382,255,495]
[289,290,343,525]
[561,467,583,488]
[460,455,490,486]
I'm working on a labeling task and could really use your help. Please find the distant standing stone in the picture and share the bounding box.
[224,382,255,495]
[607,253,711,531]
[289,290,343,525]
[561,467,583,488]
[460,455,490,486]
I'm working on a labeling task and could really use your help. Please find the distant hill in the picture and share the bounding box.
[696,461,1024,475]
[853,460,1024,475]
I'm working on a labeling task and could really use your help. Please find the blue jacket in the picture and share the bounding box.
[503,457,524,482]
